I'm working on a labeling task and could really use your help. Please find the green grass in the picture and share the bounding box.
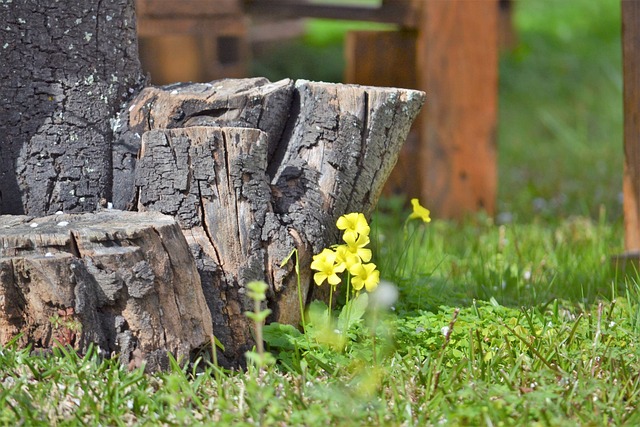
[499,0,623,221]
[372,198,624,311]
[1,0,636,425]
[3,280,640,425]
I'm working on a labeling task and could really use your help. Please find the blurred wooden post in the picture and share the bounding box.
[498,0,518,51]
[622,0,640,254]
[136,0,248,84]
[417,0,499,218]
[345,30,420,197]
[250,0,499,219]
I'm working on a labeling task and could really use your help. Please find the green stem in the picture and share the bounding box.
[396,221,418,277]
[294,250,307,333]
[343,272,352,336]
[254,299,264,356]
[328,285,334,319]
[371,313,378,366]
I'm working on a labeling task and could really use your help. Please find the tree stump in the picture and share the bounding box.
[0,0,425,368]
[129,79,425,365]
[0,210,212,371]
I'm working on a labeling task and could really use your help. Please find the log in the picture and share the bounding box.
[129,78,425,365]
[0,210,213,371]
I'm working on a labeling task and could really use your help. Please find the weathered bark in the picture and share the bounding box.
[0,210,213,371]
[130,79,425,364]
[113,77,293,210]
[0,0,425,368]
[0,0,145,216]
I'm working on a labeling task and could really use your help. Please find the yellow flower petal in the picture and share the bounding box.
[336,245,361,270]
[327,273,342,286]
[313,272,328,286]
[350,263,380,292]
[310,248,344,286]
[337,212,370,237]
[408,198,431,223]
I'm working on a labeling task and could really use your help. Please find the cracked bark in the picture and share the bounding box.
[0,0,145,216]
[0,211,212,372]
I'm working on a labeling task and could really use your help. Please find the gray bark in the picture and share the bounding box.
[0,0,425,368]
[0,0,145,216]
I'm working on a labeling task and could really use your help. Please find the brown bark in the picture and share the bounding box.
[0,210,213,371]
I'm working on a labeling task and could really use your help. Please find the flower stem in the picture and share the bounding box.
[293,250,307,333]
[328,285,334,319]
[343,272,352,335]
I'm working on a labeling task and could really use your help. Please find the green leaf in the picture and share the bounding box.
[263,323,303,350]
[212,335,226,352]
[338,292,369,331]
[247,281,269,301]
[307,300,330,328]
[280,248,297,267]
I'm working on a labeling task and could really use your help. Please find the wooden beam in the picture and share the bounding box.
[498,0,517,51]
[417,0,499,219]
[245,0,419,27]
[136,0,242,18]
[137,16,246,37]
[622,0,640,252]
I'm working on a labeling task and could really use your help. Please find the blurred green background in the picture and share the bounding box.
[251,0,624,224]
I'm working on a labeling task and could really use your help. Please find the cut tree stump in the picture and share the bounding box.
[0,210,213,371]
[0,0,424,368]
[128,78,425,366]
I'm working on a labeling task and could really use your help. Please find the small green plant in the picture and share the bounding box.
[244,280,276,368]
[264,204,431,373]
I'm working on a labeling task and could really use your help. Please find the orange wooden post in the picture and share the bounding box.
[417,0,499,219]
[622,0,640,254]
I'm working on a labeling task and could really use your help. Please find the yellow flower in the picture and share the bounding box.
[408,198,431,223]
[342,231,372,263]
[336,213,370,239]
[334,244,361,271]
[350,263,380,292]
[310,248,345,287]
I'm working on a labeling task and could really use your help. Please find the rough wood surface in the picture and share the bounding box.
[113,77,294,210]
[0,0,145,216]
[0,210,213,371]
[131,79,425,365]
[0,0,425,367]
